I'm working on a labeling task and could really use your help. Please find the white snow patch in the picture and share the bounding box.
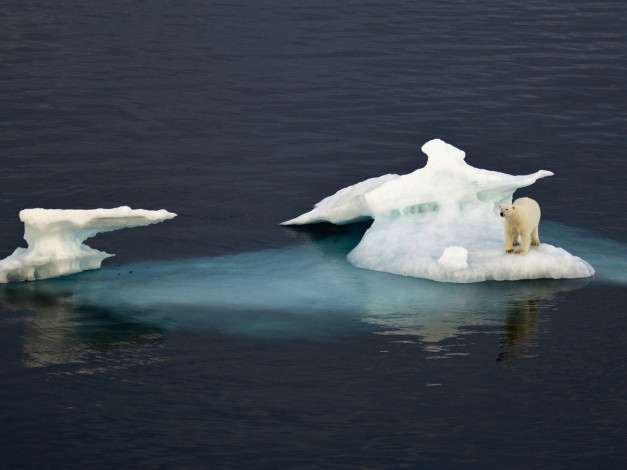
[438,246,469,271]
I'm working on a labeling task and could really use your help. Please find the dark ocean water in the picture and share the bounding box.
[1,1,626,468]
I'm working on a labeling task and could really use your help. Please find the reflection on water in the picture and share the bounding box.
[498,298,541,363]
[0,222,594,370]
[0,283,166,371]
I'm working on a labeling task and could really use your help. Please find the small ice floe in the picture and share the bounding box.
[0,207,176,283]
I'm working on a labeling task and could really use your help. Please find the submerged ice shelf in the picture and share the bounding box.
[0,215,623,345]
[6,218,625,345]
[0,235,594,343]
[283,139,595,282]
[0,207,176,283]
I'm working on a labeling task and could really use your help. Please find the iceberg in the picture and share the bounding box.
[282,139,595,283]
[0,207,176,283]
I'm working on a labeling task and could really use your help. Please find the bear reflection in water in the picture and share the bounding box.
[497,298,541,364]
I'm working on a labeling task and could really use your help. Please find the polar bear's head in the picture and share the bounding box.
[498,204,515,218]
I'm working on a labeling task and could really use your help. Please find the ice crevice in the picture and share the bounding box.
[282,139,595,283]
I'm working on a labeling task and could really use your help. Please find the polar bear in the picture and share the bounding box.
[498,197,541,255]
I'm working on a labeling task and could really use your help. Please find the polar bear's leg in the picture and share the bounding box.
[531,226,540,246]
[504,223,518,253]
[517,232,531,255]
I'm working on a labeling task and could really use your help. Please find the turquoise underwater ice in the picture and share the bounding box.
[0,220,624,344]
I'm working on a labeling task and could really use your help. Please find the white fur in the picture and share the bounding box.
[498,197,541,255]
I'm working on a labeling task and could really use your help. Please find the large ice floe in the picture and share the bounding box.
[0,207,176,283]
[282,139,595,282]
